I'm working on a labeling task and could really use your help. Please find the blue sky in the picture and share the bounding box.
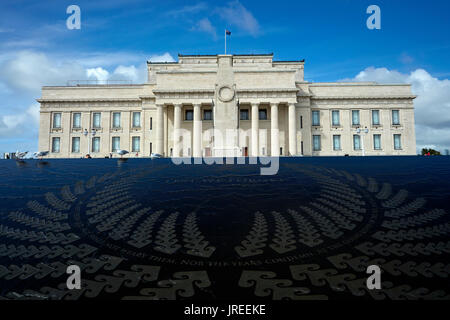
[0,0,449,154]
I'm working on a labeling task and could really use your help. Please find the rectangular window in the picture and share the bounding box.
[150,117,153,130]
[93,112,101,128]
[353,135,361,150]
[352,110,360,126]
[300,115,303,129]
[392,110,400,125]
[203,110,213,121]
[92,137,100,153]
[72,113,81,128]
[185,110,193,121]
[149,142,153,155]
[332,110,340,126]
[312,110,320,126]
[132,112,141,127]
[112,112,121,128]
[112,137,120,152]
[240,109,249,120]
[53,113,61,128]
[313,135,321,151]
[132,136,140,152]
[372,110,380,125]
[333,135,341,150]
[52,137,60,153]
[373,134,381,150]
[259,109,268,120]
[71,137,80,153]
[394,134,402,150]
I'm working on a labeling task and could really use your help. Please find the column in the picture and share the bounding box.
[193,104,202,158]
[271,103,279,156]
[173,104,182,157]
[288,103,297,156]
[155,104,164,156]
[251,103,259,156]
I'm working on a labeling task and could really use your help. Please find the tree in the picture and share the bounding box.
[421,148,441,156]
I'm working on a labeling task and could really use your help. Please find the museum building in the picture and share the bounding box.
[38,53,416,158]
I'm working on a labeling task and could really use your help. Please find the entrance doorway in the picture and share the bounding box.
[243,147,248,157]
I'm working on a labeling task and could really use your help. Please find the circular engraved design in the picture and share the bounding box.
[1,160,449,300]
[218,85,235,102]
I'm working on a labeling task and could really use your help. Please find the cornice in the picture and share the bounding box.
[311,95,416,100]
[37,98,141,103]
[152,89,215,94]
[237,88,299,93]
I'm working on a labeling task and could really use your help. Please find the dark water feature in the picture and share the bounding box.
[0,157,449,300]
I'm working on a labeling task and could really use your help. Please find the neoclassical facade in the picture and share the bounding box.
[38,53,416,158]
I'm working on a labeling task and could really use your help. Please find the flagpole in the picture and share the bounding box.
[224,29,227,55]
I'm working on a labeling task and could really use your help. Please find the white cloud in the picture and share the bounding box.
[0,50,175,93]
[345,67,450,152]
[0,51,86,94]
[110,64,147,83]
[0,103,39,138]
[148,52,176,63]
[192,18,217,39]
[216,0,260,36]
[86,67,110,82]
[0,50,175,153]
[167,2,208,17]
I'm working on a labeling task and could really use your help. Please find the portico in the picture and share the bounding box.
[153,100,297,158]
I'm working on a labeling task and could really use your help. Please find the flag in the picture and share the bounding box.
[226,30,231,35]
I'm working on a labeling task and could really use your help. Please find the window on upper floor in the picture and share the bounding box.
[312,110,320,126]
[259,109,267,120]
[132,112,141,128]
[53,113,61,129]
[203,110,213,121]
[352,110,360,126]
[112,112,121,128]
[72,113,81,128]
[185,110,193,121]
[332,110,340,126]
[372,110,380,126]
[93,113,101,128]
[240,109,249,120]
[392,110,400,125]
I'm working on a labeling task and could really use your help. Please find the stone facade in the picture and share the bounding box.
[38,53,416,158]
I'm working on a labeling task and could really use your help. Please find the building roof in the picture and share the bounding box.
[147,53,305,64]
[178,53,274,57]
